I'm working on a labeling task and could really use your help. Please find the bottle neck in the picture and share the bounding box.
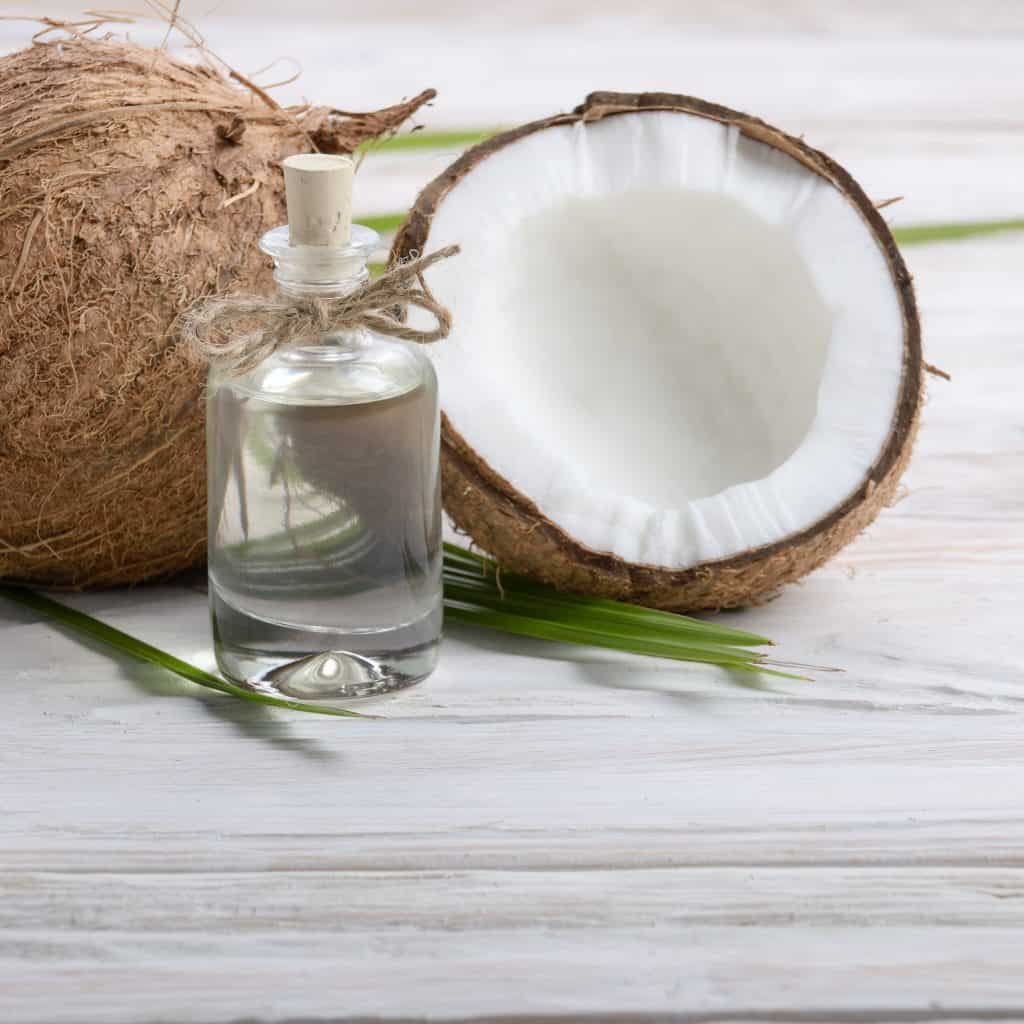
[259,223,380,300]
[275,268,369,301]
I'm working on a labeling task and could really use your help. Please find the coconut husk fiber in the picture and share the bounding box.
[0,36,433,587]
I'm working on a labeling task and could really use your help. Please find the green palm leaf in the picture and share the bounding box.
[0,585,367,718]
[892,218,1024,246]
[442,544,805,681]
[1,544,809,716]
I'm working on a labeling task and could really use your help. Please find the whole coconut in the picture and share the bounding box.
[0,37,432,587]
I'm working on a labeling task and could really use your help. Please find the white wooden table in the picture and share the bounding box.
[3,5,1024,1022]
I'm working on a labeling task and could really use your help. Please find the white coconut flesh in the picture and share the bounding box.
[420,110,905,569]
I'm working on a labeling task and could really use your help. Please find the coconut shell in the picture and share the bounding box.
[0,37,432,587]
[394,91,923,612]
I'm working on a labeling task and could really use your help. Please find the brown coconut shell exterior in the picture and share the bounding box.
[394,91,923,612]
[0,38,432,587]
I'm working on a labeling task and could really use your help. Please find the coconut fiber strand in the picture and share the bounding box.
[0,37,432,587]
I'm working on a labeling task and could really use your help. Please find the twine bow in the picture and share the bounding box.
[179,245,460,375]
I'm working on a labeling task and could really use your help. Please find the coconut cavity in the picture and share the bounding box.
[397,93,921,609]
[463,186,833,504]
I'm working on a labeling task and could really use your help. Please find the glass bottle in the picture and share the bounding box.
[206,155,441,704]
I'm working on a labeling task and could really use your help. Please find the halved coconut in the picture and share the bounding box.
[394,91,922,611]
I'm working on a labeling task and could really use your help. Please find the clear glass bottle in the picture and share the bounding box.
[206,216,442,704]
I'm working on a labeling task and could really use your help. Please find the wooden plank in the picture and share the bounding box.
[3,870,1024,1020]
[12,0,1024,33]
[5,21,1024,225]
[3,922,1024,1023]
[7,866,1024,929]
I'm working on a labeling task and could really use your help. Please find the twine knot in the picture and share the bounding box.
[178,245,459,375]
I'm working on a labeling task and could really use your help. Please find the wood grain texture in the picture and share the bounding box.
[2,8,1023,1023]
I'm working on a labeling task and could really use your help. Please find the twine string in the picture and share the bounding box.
[179,244,460,375]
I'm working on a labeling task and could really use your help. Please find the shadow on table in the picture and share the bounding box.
[122,663,343,764]
[17,611,343,765]
[446,620,772,710]
[0,601,43,629]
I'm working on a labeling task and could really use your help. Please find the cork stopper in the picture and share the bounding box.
[282,153,354,248]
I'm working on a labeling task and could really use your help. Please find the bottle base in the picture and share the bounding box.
[209,583,441,704]
[215,639,439,704]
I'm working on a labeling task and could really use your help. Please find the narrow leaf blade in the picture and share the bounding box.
[894,218,1024,246]
[443,543,772,647]
[364,129,496,153]
[0,586,368,718]
[446,604,803,681]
